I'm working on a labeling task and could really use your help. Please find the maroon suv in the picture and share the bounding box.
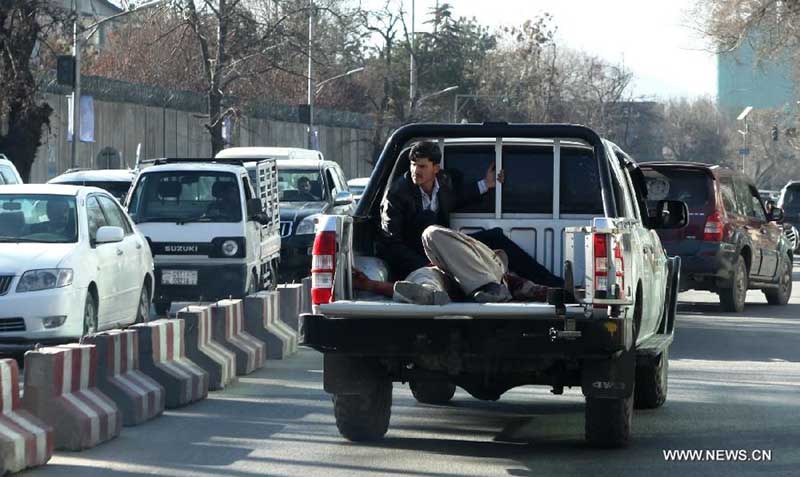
[640,162,792,312]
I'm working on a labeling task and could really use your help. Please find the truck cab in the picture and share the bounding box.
[125,158,280,316]
[302,123,687,448]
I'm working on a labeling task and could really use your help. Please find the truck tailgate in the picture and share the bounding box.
[319,300,584,319]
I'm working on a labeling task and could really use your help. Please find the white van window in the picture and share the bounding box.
[127,171,242,223]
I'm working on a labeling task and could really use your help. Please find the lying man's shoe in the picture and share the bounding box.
[394,281,451,305]
[471,282,512,303]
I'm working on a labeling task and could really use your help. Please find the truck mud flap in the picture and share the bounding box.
[581,349,635,399]
[323,354,384,395]
[663,256,681,335]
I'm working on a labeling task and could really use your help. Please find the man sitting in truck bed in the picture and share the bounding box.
[379,140,563,300]
[358,225,551,304]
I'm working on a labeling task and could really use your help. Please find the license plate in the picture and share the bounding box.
[162,270,198,286]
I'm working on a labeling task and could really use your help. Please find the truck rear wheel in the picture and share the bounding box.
[764,255,792,305]
[333,380,392,441]
[410,381,456,404]
[585,393,633,448]
[634,348,668,409]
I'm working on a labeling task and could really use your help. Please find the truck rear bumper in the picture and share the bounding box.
[301,312,633,358]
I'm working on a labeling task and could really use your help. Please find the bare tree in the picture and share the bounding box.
[0,1,72,181]
[661,97,730,164]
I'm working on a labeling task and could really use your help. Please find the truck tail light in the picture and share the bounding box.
[703,210,724,242]
[311,230,336,305]
[593,233,624,299]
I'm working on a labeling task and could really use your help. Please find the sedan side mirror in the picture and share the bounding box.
[768,205,785,223]
[333,191,354,206]
[95,226,125,244]
[650,200,688,229]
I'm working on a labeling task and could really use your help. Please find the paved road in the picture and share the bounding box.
[23,269,800,476]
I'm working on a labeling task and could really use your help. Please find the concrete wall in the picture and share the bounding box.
[30,93,376,184]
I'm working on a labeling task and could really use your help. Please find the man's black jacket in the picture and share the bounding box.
[378,170,482,279]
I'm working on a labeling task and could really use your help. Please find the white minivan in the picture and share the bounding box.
[126,158,280,316]
[0,185,154,351]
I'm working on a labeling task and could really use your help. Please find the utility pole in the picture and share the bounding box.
[307,0,315,149]
[70,1,82,169]
[409,0,416,110]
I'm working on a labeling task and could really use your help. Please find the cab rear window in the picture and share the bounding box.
[781,185,800,211]
[643,168,710,211]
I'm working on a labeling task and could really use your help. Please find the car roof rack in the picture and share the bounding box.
[137,157,251,167]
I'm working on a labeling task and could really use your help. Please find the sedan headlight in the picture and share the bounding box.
[16,269,74,293]
[295,215,320,235]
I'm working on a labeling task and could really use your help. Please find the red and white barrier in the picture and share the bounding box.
[243,291,296,359]
[210,299,265,375]
[0,359,52,474]
[132,319,209,408]
[22,344,121,451]
[178,306,237,390]
[83,330,165,426]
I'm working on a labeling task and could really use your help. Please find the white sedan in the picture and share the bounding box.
[0,185,154,350]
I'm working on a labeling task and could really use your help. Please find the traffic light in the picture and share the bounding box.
[771,124,779,141]
[56,55,75,88]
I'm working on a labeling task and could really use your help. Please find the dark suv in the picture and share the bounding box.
[640,162,792,312]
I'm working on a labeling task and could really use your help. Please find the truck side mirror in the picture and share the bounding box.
[768,205,785,223]
[247,198,264,217]
[334,191,354,206]
[651,200,688,229]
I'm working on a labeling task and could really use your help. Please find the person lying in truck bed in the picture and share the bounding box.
[355,225,551,304]
[379,140,563,291]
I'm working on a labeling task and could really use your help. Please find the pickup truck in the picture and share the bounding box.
[301,123,687,448]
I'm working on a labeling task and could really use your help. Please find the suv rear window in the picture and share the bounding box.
[643,168,710,211]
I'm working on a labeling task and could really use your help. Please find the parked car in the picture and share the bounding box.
[0,184,154,351]
[302,123,685,448]
[0,154,23,185]
[48,168,136,202]
[126,157,280,316]
[274,154,355,282]
[347,177,370,204]
[641,162,792,312]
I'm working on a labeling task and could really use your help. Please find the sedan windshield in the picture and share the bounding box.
[60,181,132,202]
[0,195,78,243]
[278,169,324,202]
[127,171,242,223]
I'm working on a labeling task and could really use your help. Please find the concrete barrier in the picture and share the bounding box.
[277,284,303,332]
[132,319,209,408]
[243,291,297,359]
[177,306,237,390]
[210,300,265,375]
[82,330,165,426]
[0,359,52,474]
[22,344,121,451]
[301,276,312,315]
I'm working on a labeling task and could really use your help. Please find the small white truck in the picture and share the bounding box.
[301,123,687,448]
[125,157,280,316]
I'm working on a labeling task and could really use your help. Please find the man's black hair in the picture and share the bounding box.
[297,176,310,184]
[409,140,442,165]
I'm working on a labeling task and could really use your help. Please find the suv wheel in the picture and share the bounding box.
[585,392,633,448]
[333,380,392,441]
[764,255,792,305]
[410,381,456,404]
[634,348,668,409]
[719,256,748,312]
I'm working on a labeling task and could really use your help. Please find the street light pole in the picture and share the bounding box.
[409,0,416,109]
[307,1,315,149]
[737,106,753,174]
[70,13,82,169]
[452,94,507,122]
[315,67,365,96]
